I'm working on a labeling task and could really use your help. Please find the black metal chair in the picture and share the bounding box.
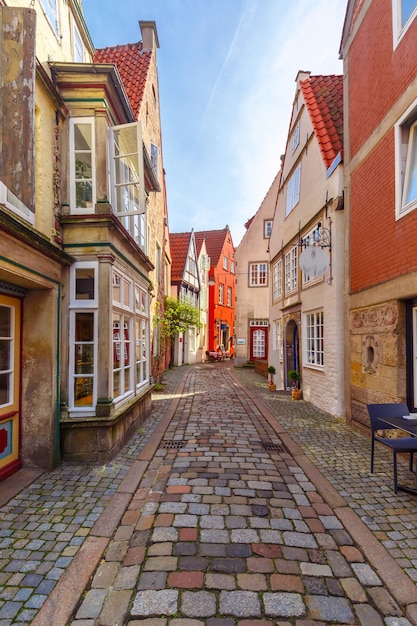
[367,403,417,493]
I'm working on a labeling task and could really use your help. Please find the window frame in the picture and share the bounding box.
[264,220,273,238]
[272,260,282,301]
[304,309,324,368]
[40,0,59,36]
[395,98,417,219]
[284,246,298,294]
[285,164,301,216]
[219,283,224,305]
[392,0,417,47]
[249,262,268,287]
[68,262,99,415]
[73,20,85,62]
[109,121,146,251]
[227,286,232,307]
[292,121,300,151]
[70,117,96,214]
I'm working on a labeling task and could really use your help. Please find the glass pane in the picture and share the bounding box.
[113,315,121,368]
[406,129,417,205]
[123,279,130,307]
[74,377,93,407]
[76,181,93,209]
[76,268,95,300]
[0,306,11,337]
[402,0,417,25]
[124,367,131,391]
[74,124,92,150]
[113,370,120,398]
[0,372,10,405]
[113,273,121,303]
[75,152,92,179]
[74,344,94,374]
[0,340,10,371]
[75,313,94,342]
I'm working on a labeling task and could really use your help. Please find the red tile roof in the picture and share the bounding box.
[300,75,343,168]
[169,232,192,282]
[195,228,232,266]
[93,42,152,118]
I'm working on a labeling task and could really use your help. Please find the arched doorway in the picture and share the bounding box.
[285,318,300,389]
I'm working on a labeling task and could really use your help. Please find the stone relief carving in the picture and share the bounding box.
[351,303,397,332]
[362,335,379,373]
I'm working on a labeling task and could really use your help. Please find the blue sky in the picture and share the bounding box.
[82,0,347,246]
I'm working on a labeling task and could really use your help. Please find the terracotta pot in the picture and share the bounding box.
[269,384,276,392]
[291,389,302,400]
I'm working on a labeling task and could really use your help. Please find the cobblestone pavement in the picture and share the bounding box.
[1,363,417,625]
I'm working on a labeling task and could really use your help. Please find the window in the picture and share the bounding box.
[284,247,298,293]
[249,263,267,286]
[151,143,158,176]
[272,320,283,361]
[73,22,84,62]
[272,260,282,301]
[396,100,417,217]
[286,164,301,215]
[264,220,273,238]
[230,260,235,274]
[219,283,224,304]
[305,310,324,367]
[70,118,95,213]
[69,263,98,414]
[392,0,417,45]
[223,256,228,270]
[109,122,146,251]
[113,269,149,400]
[188,257,197,276]
[40,0,59,35]
[155,243,161,286]
[227,286,232,306]
[292,121,300,151]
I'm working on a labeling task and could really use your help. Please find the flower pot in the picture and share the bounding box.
[269,383,276,392]
[291,389,302,400]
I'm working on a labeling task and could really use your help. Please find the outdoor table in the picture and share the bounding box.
[380,414,417,495]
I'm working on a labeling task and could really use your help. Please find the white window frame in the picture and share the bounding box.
[150,142,158,177]
[272,260,282,301]
[304,310,324,368]
[284,247,298,294]
[272,319,283,362]
[227,286,232,307]
[0,182,34,225]
[392,0,417,47]
[395,98,417,219]
[230,260,235,274]
[292,121,300,151]
[68,262,99,416]
[249,262,267,287]
[73,20,85,62]
[264,220,273,238]
[70,117,96,214]
[223,256,228,270]
[286,164,301,216]
[219,283,224,304]
[40,0,59,36]
[109,121,146,251]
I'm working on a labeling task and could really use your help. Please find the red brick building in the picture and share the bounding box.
[341,0,417,425]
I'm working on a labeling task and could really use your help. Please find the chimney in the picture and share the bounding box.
[139,21,159,52]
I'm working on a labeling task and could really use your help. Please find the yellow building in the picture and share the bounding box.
[0,2,168,479]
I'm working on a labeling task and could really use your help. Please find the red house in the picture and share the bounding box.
[340,0,417,425]
[195,227,236,356]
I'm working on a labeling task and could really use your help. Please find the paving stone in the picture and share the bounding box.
[131,589,178,616]
[76,589,108,619]
[263,592,305,618]
[219,590,261,618]
[181,590,217,617]
[307,595,355,622]
[205,573,236,590]
[137,571,167,590]
[99,589,132,626]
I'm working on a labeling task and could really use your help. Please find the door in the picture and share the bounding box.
[250,324,268,361]
[0,295,21,480]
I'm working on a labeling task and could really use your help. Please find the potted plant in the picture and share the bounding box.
[267,365,276,391]
[288,369,301,400]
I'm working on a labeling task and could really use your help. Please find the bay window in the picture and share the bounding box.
[70,118,95,213]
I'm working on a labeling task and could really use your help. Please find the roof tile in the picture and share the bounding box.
[300,74,344,168]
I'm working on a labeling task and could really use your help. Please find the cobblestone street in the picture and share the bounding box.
[2,363,417,624]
